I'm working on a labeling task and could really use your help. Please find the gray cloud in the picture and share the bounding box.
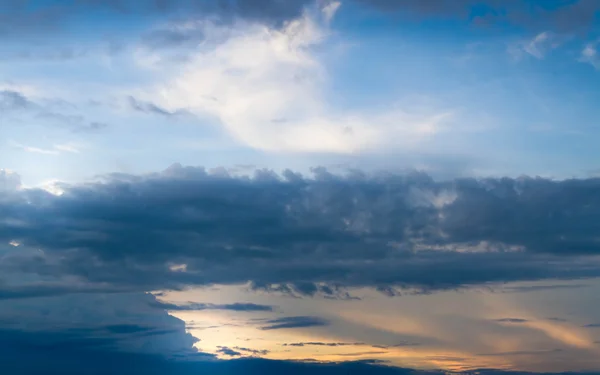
[3,165,600,298]
[356,0,600,32]
[259,316,329,330]
[127,96,190,118]
[0,0,315,39]
[0,283,132,301]
[216,346,242,356]
[2,0,599,45]
[0,90,33,111]
[140,27,206,50]
[477,349,563,357]
[547,317,568,322]
[0,292,201,360]
[284,341,366,347]
[233,346,270,355]
[150,301,274,312]
[1,89,107,133]
[494,318,529,323]
[500,284,589,293]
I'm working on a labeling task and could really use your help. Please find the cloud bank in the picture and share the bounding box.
[2,164,600,299]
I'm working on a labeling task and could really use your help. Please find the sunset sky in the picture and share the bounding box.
[2,1,600,374]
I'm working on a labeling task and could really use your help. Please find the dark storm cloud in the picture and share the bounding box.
[259,316,329,330]
[3,165,600,297]
[150,300,274,312]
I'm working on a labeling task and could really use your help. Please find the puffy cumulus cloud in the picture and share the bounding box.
[138,4,451,154]
[2,164,600,298]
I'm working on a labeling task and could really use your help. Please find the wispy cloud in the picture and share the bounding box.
[579,40,600,69]
[150,301,274,312]
[508,31,561,60]
[259,316,329,330]
[9,140,81,155]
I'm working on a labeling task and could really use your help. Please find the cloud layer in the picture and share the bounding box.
[2,164,600,299]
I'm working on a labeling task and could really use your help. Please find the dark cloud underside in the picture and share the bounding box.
[2,165,600,298]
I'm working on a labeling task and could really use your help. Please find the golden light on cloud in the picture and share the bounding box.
[157,279,600,372]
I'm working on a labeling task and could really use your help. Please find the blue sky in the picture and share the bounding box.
[2,1,600,374]
[2,0,600,187]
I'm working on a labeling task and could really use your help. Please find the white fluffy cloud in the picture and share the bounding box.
[135,2,452,153]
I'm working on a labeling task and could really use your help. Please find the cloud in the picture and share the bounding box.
[0,0,317,40]
[140,5,452,154]
[3,165,600,299]
[500,284,589,293]
[8,141,59,155]
[216,346,242,356]
[103,324,156,334]
[583,323,600,328]
[478,349,563,357]
[509,31,561,60]
[580,40,600,69]
[233,346,270,356]
[8,140,81,155]
[547,317,568,322]
[1,89,107,133]
[259,316,329,330]
[140,28,205,50]
[0,90,33,111]
[127,96,189,117]
[0,292,201,358]
[0,283,131,301]
[494,318,529,323]
[150,301,274,312]
[284,341,365,347]
[355,0,600,32]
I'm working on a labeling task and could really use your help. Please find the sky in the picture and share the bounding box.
[1,0,600,374]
